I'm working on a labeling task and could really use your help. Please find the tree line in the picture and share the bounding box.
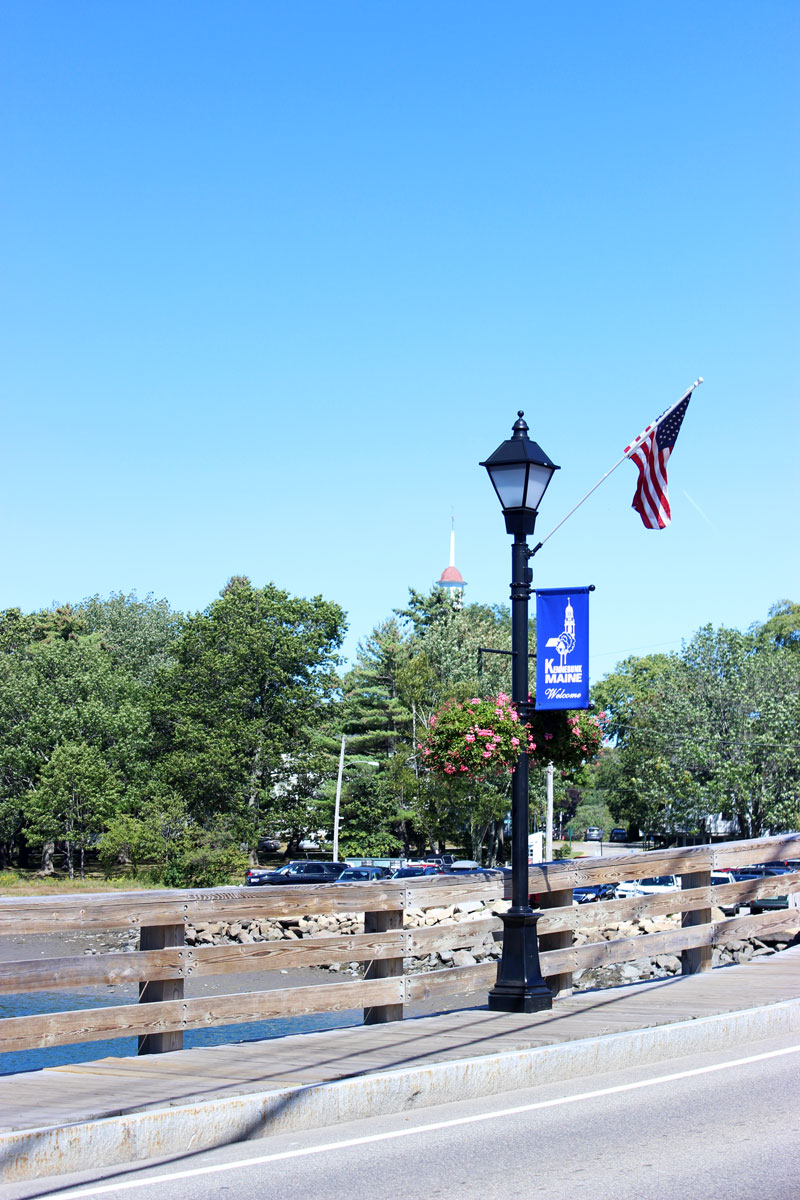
[0,580,797,884]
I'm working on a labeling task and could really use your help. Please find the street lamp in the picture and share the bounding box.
[480,411,559,1013]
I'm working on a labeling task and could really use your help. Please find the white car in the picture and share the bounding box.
[711,870,740,915]
[616,874,678,898]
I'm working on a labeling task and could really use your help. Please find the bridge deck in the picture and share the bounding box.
[2,946,799,1135]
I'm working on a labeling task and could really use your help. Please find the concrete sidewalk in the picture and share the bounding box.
[2,946,800,1184]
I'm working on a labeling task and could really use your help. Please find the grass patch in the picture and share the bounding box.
[0,869,165,896]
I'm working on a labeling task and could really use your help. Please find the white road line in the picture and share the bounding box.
[56,1042,800,1198]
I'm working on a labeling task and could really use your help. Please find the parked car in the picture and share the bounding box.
[448,866,503,878]
[609,828,628,844]
[573,884,617,904]
[247,861,348,886]
[405,858,451,870]
[710,870,740,915]
[390,866,445,879]
[584,827,604,841]
[637,874,678,895]
[257,836,281,854]
[729,863,793,886]
[337,867,384,882]
[750,890,800,915]
[447,860,503,877]
[616,874,678,898]
[245,866,273,887]
[743,862,798,914]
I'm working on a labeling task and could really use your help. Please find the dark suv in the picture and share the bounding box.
[246,861,347,886]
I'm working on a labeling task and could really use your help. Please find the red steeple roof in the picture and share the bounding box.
[436,520,467,589]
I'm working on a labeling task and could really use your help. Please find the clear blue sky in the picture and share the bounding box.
[2,1,798,682]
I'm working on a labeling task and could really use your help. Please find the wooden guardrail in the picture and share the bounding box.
[0,834,798,1059]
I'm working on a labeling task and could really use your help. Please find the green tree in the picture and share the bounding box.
[336,619,420,853]
[151,577,347,846]
[593,618,800,839]
[76,591,184,684]
[400,594,514,699]
[318,765,401,857]
[25,742,120,878]
[676,625,800,836]
[340,588,571,862]
[0,621,151,869]
[97,792,189,878]
[752,599,800,654]
[341,619,411,760]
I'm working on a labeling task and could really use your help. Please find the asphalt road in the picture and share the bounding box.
[5,1030,799,1200]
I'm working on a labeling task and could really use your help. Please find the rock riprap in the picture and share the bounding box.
[182,900,797,988]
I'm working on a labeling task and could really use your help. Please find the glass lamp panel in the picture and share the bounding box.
[524,462,557,510]
[488,464,528,508]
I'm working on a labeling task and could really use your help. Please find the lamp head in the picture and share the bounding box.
[480,412,560,535]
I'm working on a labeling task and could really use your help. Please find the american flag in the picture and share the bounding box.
[625,394,691,529]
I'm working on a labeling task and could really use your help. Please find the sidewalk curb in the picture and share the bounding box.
[3,996,800,1183]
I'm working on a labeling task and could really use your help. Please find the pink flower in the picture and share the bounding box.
[470,698,481,705]
[544,732,553,741]
[511,737,519,747]
[465,734,475,743]
[482,750,491,758]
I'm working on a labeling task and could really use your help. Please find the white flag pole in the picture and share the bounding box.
[545,762,554,864]
[333,735,346,863]
[530,377,703,557]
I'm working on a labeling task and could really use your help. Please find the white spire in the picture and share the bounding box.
[436,515,467,598]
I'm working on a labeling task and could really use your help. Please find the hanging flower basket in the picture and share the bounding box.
[420,694,603,781]
[526,708,604,771]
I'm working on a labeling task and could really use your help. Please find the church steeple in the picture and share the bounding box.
[436,517,467,602]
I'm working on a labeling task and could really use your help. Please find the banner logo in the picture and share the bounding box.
[535,588,591,710]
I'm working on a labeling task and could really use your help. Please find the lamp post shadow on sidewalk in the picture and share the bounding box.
[480,411,558,1014]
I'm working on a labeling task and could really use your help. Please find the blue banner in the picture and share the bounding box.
[535,588,591,710]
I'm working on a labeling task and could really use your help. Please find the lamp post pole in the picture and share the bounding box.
[481,411,556,1015]
[509,533,532,915]
[487,530,552,1012]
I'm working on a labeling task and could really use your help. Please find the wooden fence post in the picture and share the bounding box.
[363,905,404,1024]
[138,923,185,1054]
[681,871,712,975]
[537,887,574,997]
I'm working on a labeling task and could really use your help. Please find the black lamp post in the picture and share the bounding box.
[480,411,559,1013]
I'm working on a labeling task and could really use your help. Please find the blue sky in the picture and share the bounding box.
[2,1,798,682]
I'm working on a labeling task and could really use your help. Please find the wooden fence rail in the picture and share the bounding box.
[1,834,798,1058]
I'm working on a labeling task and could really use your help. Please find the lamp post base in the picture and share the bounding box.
[488,910,553,1014]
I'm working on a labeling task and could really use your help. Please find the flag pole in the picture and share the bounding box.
[530,377,703,557]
